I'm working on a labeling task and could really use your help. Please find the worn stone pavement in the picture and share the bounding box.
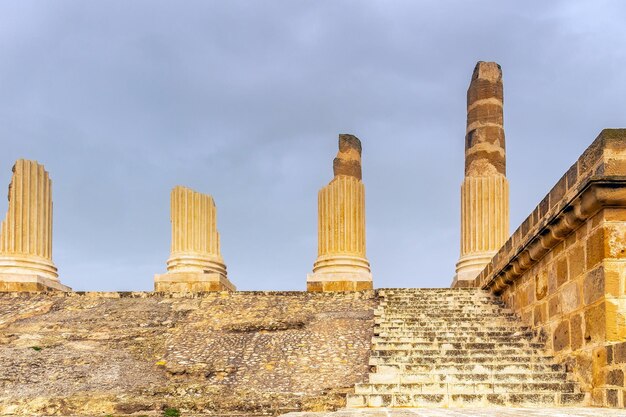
[280,408,626,417]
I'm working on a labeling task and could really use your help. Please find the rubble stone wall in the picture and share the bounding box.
[468,129,626,408]
[0,290,376,416]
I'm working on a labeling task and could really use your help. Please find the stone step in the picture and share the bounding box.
[368,371,570,384]
[376,315,519,321]
[374,330,535,337]
[351,288,585,408]
[377,318,520,323]
[371,336,537,343]
[369,356,556,365]
[371,341,546,350]
[375,323,530,329]
[370,349,547,358]
[375,326,530,332]
[354,381,578,395]
[376,311,515,316]
[346,392,587,408]
[373,363,566,374]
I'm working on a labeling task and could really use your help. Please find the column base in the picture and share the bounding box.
[306,272,373,292]
[0,273,71,292]
[453,252,496,288]
[154,271,236,292]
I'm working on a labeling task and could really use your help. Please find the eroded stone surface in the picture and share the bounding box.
[0,291,375,416]
[333,134,362,180]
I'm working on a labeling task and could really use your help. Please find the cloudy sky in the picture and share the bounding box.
[0,1,625,291]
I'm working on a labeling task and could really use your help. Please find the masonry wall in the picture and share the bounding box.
[499,208,626,407]
[0,291,376,416]
[466,129,626,408]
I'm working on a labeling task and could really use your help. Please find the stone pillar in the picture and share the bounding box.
[453,61,510,287]
[0,160,70,292]
[307,134,373,292]
[154,186,235,292]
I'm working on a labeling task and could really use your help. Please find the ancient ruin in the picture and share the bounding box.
[154,186,235,292]
[0,62,625,415]
[307,134,373,292]
[454,61,510,287]
[0,159,70,292]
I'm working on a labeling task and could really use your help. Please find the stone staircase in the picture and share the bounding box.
[347,288,588,408]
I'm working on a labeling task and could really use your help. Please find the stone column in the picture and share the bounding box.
[307,134,373,292]
[453,61,510,287]
[0,160,70,292]
[154,186,235,292]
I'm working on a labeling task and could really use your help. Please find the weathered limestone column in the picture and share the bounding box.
[453,62,510,287]
[0,160,70,292]
[154,186,235,292]
[307,134,373,292]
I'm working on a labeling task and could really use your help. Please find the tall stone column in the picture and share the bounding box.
[154,186,235,292]
[453,61,510,287]
[307,134,373,292]
[0,160,70,292]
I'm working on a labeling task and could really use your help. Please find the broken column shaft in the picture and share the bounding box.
[454,62,510,287]
[307,134,372,292]
[154,186,235,292]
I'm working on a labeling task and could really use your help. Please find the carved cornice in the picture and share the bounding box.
[481,177,626,294]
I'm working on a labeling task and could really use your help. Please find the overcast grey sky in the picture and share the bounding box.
[1,1,625,291]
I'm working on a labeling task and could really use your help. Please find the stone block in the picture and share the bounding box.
[607,389,619,407]
[592,346,608,387]
[0,274,71,292]
[605,299,626,341]
[306,279,373,293]
[583,267,605,305]
[569,244,585,280]
[548,263,558,295]
[585,302,606,345]
[154,272,235,293]
[533,302,546,326]
[614,342,626,364]
[586,227,605,270]
[603,263,623,296]
[556,257,569,288]
[553,320,570,352]
[548,294,561,319]
[607,223,626,259]
[571,313,583,351]
[606,369,624,387]
[535,272,548,300]
[560,281,580,314]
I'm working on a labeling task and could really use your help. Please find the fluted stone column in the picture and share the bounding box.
[154,186,235,292]
[0,160,70,292]
[307,134,373,292]
[453,62,510,287]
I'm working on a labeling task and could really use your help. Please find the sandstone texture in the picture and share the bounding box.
[0,291,375,416]
[308,134,372,292]
[333,134,363,180]
[469,129,626,408]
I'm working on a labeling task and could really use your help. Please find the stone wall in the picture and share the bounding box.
[465,129,626,407]
[0,291,376,416]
